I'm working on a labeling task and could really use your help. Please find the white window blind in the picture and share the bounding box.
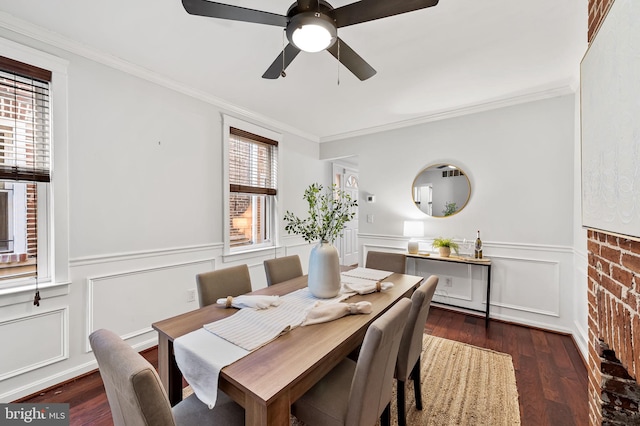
[229,127,278,195]
[0,56,51,183]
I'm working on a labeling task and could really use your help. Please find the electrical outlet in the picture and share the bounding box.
[444,277,453,287]
[367,214,374,223]
[186,288,196,302]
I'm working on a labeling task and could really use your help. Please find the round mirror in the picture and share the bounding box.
[412,163,471,217]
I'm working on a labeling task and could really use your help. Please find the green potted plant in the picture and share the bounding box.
[432,237,459,258]
[284,183,358,298]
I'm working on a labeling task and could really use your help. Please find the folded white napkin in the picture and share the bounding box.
[341,267,394,281]
[301,301,372,326]
[341,276,394,295]
[216,295,281,309]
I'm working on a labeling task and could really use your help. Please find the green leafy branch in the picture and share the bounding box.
[443,201,457,216]
[284,183,358,244]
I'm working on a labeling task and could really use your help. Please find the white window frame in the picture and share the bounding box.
[222,114,281,257]
[0,37,69,296]
[0,185,14,253]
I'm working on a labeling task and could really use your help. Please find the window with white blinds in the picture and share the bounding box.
[228,127,278,250]
[0,56,51,183]
[229,127,278,195]
[0,56,51,287]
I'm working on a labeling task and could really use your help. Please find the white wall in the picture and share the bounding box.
[321,94,585,343]
[0,31,326,401]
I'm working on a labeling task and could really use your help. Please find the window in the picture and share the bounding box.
[0,55,51,285]
[226,124,278,252]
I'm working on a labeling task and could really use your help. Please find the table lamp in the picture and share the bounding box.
[403,221,424,254]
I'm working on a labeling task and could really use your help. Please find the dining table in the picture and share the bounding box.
[151,269,423,426]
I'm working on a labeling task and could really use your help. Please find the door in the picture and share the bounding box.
[333,163,359,266]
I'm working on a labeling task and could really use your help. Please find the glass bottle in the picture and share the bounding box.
[475,230,483,259]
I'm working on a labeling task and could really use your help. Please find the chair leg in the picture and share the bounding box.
[381,402,391,426]
[411,355,423,410]
[397,379,407,426]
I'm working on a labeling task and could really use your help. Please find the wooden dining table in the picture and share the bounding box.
[152,271,423,426]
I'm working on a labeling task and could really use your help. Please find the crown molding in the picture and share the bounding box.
[0,11,579,146]
[320,81,576,143]
[0,11,320,143]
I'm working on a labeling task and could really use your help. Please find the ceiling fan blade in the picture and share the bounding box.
[326,38,376,81]
[330,0,439,28]
[182,0,288,27]
[262,44,301,79]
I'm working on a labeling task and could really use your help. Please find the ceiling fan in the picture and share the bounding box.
[181,0,439,81]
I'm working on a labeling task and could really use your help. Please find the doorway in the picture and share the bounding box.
[333,161,359,266]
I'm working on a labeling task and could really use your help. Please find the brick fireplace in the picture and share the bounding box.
[588,229,640,424]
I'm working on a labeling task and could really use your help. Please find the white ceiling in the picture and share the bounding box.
[0,0,587,141]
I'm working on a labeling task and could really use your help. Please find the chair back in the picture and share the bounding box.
[346,298,411,426]
[89,329,176,426]
[396,275,439,381]
[196,264,252,307]
[263,255,303,286]
[365,251,406,274]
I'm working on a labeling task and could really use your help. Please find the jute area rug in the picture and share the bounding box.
[184,334,521,426]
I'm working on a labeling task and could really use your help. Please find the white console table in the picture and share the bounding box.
[406,253,492,327]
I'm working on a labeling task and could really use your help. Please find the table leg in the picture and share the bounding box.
[485,264,492,328]
[244,392,290,426]
[157,336,183,406]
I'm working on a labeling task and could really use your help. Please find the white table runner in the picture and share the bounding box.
[174,288,348,408]
[173,269,394,409]
[204,288,348,351]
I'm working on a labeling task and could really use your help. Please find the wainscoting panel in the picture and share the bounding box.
[360,236,571,331]
[85,259,214,351]
[0,307,68,381]
[414,261,474,301]
[408,257,488,311]
[490,255,560,317]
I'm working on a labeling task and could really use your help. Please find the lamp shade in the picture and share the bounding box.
[403,221,424,238]
[403,221,424,254]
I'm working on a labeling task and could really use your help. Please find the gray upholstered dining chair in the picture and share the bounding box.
[292,298,412,426]
[89,328,244,426]
[395,275,439,426]
[263,255,303,286]
[365,250,407,274]
[196,264,252,308]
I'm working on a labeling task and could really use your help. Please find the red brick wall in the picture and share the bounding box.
[26,183,37,258]
[588,231,640,424]
[588,0,614,41]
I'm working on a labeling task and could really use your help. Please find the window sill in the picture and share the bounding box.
[0,280,71,307]
[222,245,283,264]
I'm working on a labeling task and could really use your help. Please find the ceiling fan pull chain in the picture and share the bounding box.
[337,38,340,86]
[281,29,286,78]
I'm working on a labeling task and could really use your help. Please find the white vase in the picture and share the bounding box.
[307,240,341,298]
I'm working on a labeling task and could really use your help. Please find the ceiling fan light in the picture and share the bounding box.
[292,24,332,52]
[287,12,337,53]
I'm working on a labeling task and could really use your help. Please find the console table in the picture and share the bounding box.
[406,253,492,327]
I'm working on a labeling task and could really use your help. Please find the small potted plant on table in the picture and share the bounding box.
[432,237,459,258]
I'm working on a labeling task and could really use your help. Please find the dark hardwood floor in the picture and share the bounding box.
[16,307,588,425]
[425,307,588,426]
